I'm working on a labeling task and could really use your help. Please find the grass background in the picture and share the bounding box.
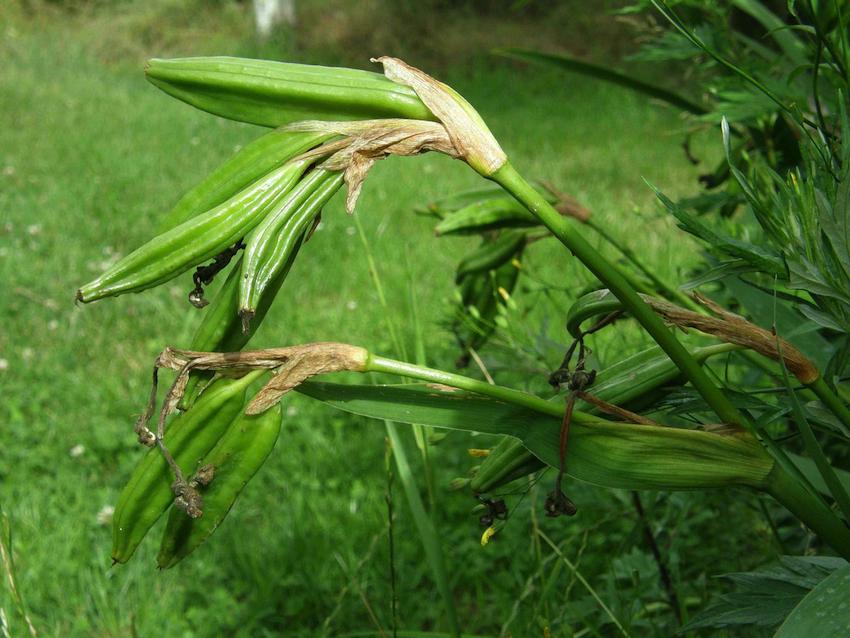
[1,1,776,636]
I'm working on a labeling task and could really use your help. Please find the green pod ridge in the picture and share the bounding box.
[145,57,436,128]
[419,183,556,219]
[470,437,545,493]
[239,171,344,322]
[435,198,538,236]
[455,230,527,283]
[178,225,312,411]
[566,289,626,338]
[156,403,283,568]
[424,184,507,215]
[581,345,683,409]
[157,130,333,233]
[453,253,522,363]
[471,344,732,493]
[77,160,310,303]
[111,372,264,564]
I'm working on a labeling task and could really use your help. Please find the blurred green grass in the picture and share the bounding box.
[0,3,771,637]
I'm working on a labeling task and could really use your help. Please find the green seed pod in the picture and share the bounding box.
[145,57,436,128]
[565,289,623,339]
[157,130,332,233]
[455,230,527,283]
[156,402,283,568]
[178,239,307,410]
[468,343,733,493]
[77,160,310,303]
[470,436,544,493]
[421,184,507,216]
[435,198,538,236]
[239,170,344,325]
[111,372,263,564]
[453,248,522,365]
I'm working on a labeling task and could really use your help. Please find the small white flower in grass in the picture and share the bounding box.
[346,300,358,310]
[0,359,8,371]
[97,505,115,526]
[69,444,85,457]
[26,224,41,236]
[286,405,299,417]
[345,226,355,236]
[21,347,34,361]
[48,319,59,331]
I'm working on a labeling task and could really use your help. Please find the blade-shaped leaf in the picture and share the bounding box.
[493,48,707,114]
[774,563,850,637]
[683,556,847,631]
[296,381,774,491]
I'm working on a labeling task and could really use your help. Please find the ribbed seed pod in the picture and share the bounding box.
[470,437,543,493]
[469,343,732,493]
[145,57,436,128]
[77,160,310,302]
[453,248,522,364]
[239,170,344,325]
[435,198,538,236]
[111,372,263,564]
[157,130,332,233]
[156,403,283,568]
[455,230,527,283]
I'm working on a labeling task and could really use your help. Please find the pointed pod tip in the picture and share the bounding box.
[155,557,174,570]
[239,309,255,335]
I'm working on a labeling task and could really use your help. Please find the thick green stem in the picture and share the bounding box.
[766,464,850,559]
[489,161,850,547]
[493,162,747,429]
[367,354,605,423]
[586,218,698,310]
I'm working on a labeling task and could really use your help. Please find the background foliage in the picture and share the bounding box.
[2,1,843,636]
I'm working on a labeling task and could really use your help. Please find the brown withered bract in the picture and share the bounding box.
[644,292,819,385]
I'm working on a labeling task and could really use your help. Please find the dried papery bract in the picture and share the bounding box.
[282,54,512,212]
[372,56,507,177]
[288,119,460,212]
[150,343,370,421]
[645,293,819,384]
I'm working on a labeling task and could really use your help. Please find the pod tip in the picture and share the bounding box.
[239,310,255,335]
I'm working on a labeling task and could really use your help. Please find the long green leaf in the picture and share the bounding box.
[774,563,850,637]
[385,422,460,637]
[729,0,808,66]
[296,381,774,491]
[494,48,707,115]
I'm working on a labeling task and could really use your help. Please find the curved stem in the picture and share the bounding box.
[489,161,850,547]
[766,464,850,559]
[367,354,606,424]
[493,162,749,430]
[586,217,698,310]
